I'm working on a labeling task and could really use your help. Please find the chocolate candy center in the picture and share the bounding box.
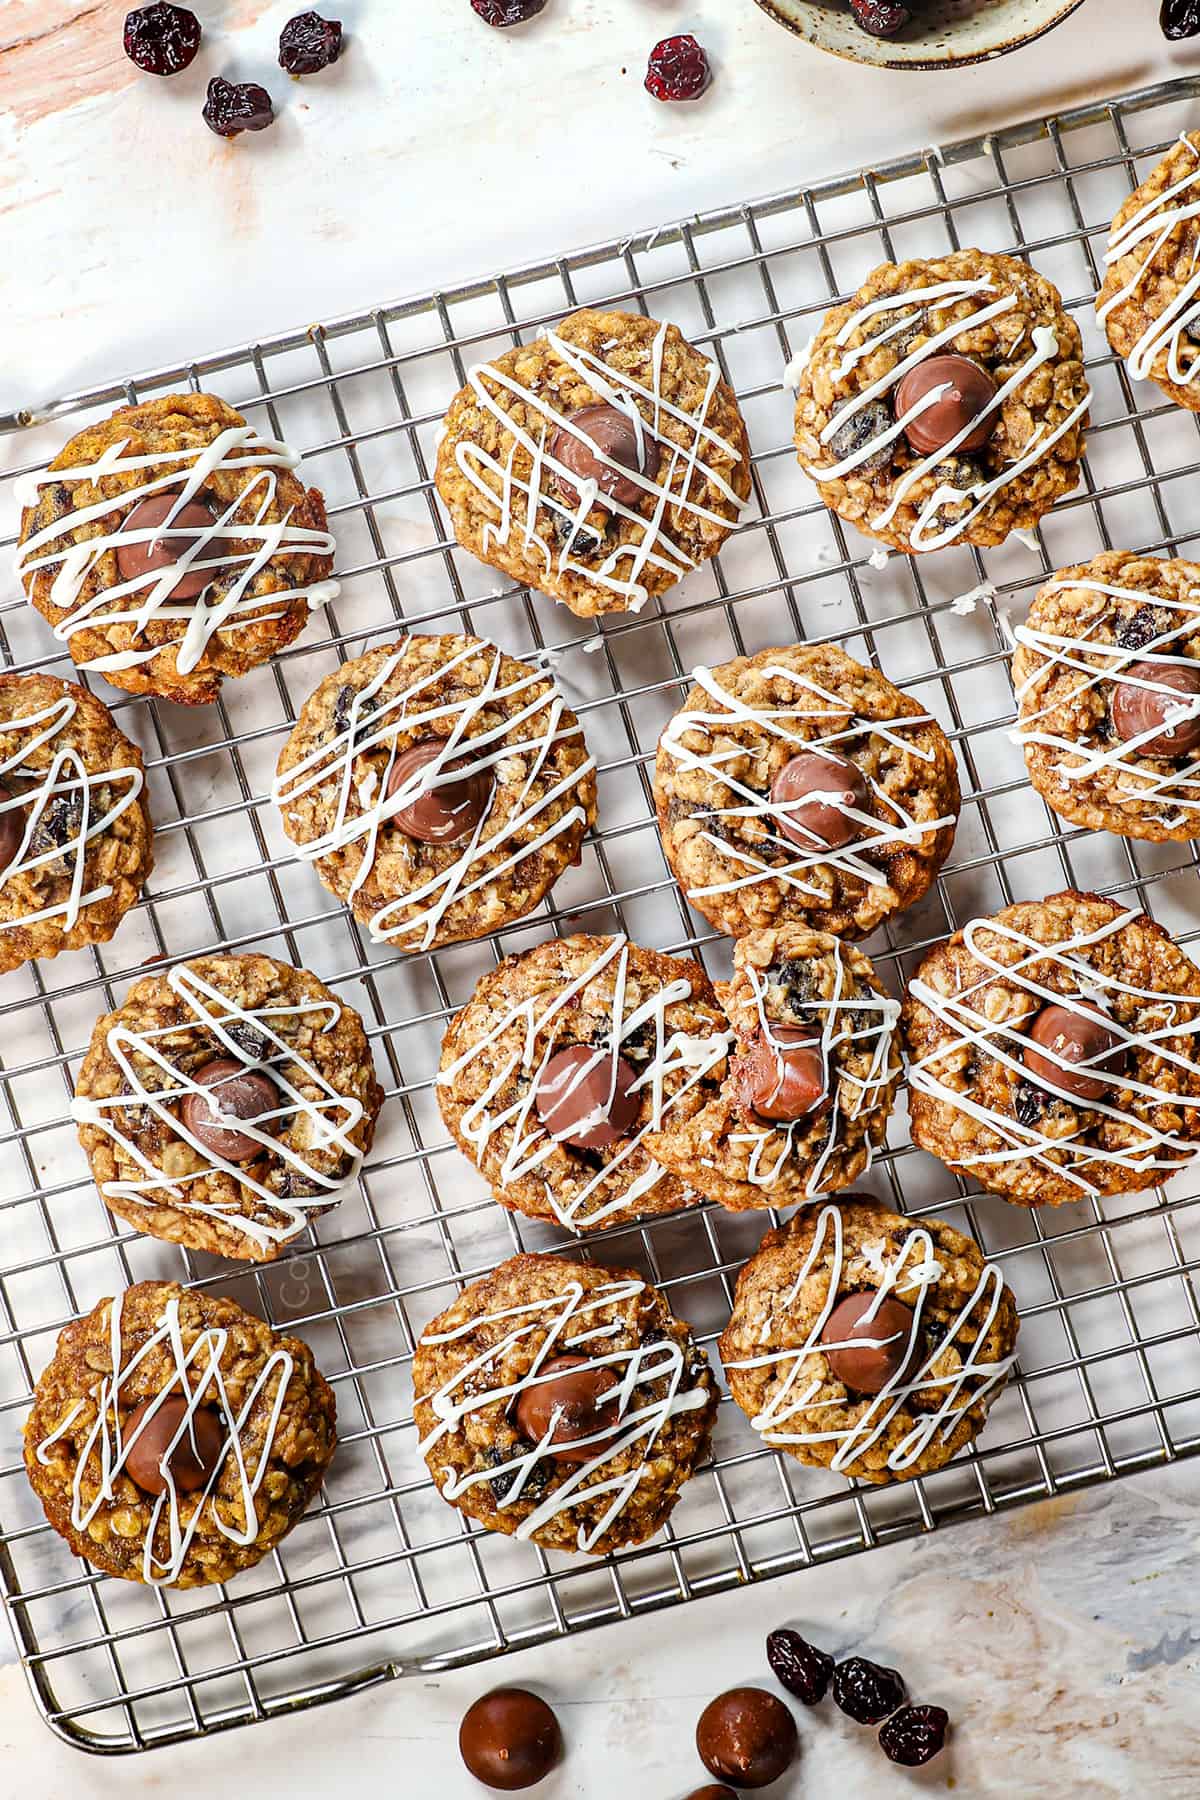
[1021,999,1125,1103]
[124,1396,225,1497]
[820,1291,921,1395]
[696,1687,798,1790]
[770,750,869,851]
[0,783,25,874]
[458,1687,562,1792]
[550,402,661,510]
[116,492,220,601]
[732,1026,830,1124]
[386,739,491,844]
[894,353,998,458]
[534,1044,640,1150]
[179,1057,280,1163]
[1111,659,1200,759]
[513,1353,623,1464]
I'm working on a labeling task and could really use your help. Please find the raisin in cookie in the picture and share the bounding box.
[793,249,1090,554]
[273,634,596,953]
[26,1280,336,1587]
[902,889,1200,1208]
[414,1253,716,1555]
[719,1200,1018,1486]
[72,954,383,1261]
[437,934,730,1233]
[435,307,751,618]
[647,925,902,1210]
[0,672,153,973]
[1012,551,1200,842]
[654,642,959,940]
[16,393,337,705]
[1098,132,1200,414]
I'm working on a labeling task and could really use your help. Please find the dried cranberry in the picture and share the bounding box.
[644,34,711,103]
[279,12,344,73]
[767,1628,834,1706]
[471,0,549,25]
[123,4,202,76]
[849,0,913,37]
[879,1704,949,1766]
[831,1655,906,1725]
[203,77,276,139]
[1163,0,1200,37]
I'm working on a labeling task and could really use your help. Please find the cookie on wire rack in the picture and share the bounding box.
[792,248,1090,554]
[25,1281,336,1588]
[1097,130,1200,414]
[434,306,751,617]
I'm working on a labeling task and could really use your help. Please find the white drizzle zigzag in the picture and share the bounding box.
[660,660,956,904]
[35,1289,296,1587]
[438,935,731,1231]
[70,963,369,1252]
[0,688,144,936]
[724,1203,1015,1476]
[1012,573,1200,825]
[907,907,1200,1199]
[272,637,596,951]
[1099,133,1200,390]
[15,425,339,677]
[453,322,747,611]
[416,1273,710,1552]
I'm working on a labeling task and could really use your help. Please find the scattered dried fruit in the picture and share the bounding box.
[849,0,913,37]
[471,0,549,25]
[767,1628,835,1706]
[644,34,711,103]
[202,77,276,138]
[1162,0,1200,38]
[123,3,202,77]
[279,11,344,73]
[879,1704,950,1766]
[831,1655,906,1725]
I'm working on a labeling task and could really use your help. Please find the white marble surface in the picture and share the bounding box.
[3,0,1200,1791]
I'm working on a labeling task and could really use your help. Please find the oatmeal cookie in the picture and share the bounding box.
[437,934,730,1233]
[273,634,596,953]
[793,249,1090,554]
[25,1280,336,1587]
[413,1253,716,1555]
[902,889,1200,1208]
[72,954,383,1261]
[719,1200,1018,1486]
[0,672,153,973]
[1012,551,1200,842]
[654,642,959,939]
[16,393,337,705]
[434,307,751,618]
[647,925,902,1210]
[1098,132,1200,413]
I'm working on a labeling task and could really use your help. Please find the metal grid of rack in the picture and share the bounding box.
[3,73,1200,1757]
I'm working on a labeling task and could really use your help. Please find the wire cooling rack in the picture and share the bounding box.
[4,72,1200,1758]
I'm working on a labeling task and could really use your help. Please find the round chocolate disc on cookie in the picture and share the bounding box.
[894,354,998,457]
[696,1687,798,1789]
[732,1027,830,1125]
[124,1396,226,1498]
[116,492,220,601]
[821,1291,921,1395]
[179,1058,280,1163]
[514,1354,623,1464]
[459,1687,562,1791]
[1021,1000,1125,1103]
[550,401,660,510]
[771,751,869,851]
[0,784,24,872]
[1111,660,1200,759]
[534,1044,641,1150]
[386,739,491,843]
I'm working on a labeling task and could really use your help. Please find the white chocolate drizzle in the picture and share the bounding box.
[660,660,956,904]
[438,935,731,1230]
[451,322,747,609]
[35,1289,296,1586]
[1012,574,1200,825]
[70,963,369,1251]
[272,637,596,952]
[1099,134,1200,390]
[417,1273,710,1551]
[907,907,1200,1199]
[15,424,338,678]
[724,1203,1014,1475]
[803,277,1090,551]
[0,688,144,936]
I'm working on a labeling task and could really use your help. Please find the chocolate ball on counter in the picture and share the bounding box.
[770,750,869,851]
[1021,999,1125,1103]
[550,402,660,510]
[179,1059,280,1163]
[116,492,220,600]
[534,1044,641,1150]
[514,1354,623,1464]
[894,354,998,458]
[386,739,491,844]
[820,1291,921,1395]
[1111,660,1200,759]
[124,1396,226,1498]
[695,1686,798,1789]
[459,1687,562,1791]
[731,1028,830,1126]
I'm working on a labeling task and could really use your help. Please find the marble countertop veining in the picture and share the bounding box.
[3,1,1200,1792]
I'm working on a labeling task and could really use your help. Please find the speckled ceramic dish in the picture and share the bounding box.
[753,0,1086,69]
